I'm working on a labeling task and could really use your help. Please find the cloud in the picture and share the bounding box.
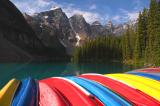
[89,4,97,10]
[120,9,139,20]
[11,0,140,24]
[11,0,60,14]
[112,15,127,23]
[11,0,107,24]
[112,0,142,23]
[113,16,121,21]
[112,8,139,23]
[63,6,107,23]
[127,12,139,21]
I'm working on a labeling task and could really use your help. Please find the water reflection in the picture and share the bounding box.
[0,62,134,88]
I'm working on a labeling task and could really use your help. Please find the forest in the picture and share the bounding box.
[72,36,122,63]
[72,0,160,66]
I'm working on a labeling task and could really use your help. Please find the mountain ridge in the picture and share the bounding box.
[24,7,136,48]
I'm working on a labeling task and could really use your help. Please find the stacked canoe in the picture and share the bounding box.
[0,68,160,106]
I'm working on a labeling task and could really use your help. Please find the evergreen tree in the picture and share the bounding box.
[146,0,157,64]
[154,0,160,65]
[134,12,142,65]
[72,36,122,63]
[134,9,148,65]
[122,26,132,61]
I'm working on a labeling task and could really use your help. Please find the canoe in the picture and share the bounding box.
[0,79,20,106]
[135,68,160,73]
[67,77,131,106]
[106,74,160,101]
[146,73,160,76]
[80,74,160,105]
[111,74,160,91]
[12,77,38,106]
[40,77,103,106]
[127,72,160,81]
[39,82,69,106]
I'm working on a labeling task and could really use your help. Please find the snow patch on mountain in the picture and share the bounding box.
[50,6,60,10]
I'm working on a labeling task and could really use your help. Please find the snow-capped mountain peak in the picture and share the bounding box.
[50,6,60,10]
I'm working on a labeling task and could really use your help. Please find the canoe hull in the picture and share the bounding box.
[40,77,103,106]
[68,77,131,106]
[106,74,160,101]
[135,68,160,73]
[39,82,69,106]
[12,77,38,106]
[0,79,20,106]
[127,72,160,81]
[80,74,160,106]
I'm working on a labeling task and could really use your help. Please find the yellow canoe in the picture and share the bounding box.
[106,74,160,101]
[107,74,160,91]
[0,79,20,106]
[114,74,160,90]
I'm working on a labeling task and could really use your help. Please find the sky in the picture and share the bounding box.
[11,0,150,24]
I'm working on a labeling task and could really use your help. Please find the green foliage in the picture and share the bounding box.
[134,0,160,66]
[134,9,148,65]
[145,0,160,66]
[122,26,133,60]
[72,36,122,63]
[145,0,157,64]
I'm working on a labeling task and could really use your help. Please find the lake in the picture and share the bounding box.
[0,62,134,88]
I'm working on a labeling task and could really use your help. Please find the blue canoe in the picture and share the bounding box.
[127,72,160,81]
[147,73,160,76]
[67,77,131,106]
[12,77,38,106]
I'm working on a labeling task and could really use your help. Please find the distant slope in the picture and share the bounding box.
[0,33,32,62]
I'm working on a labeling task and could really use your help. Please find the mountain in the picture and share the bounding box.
[0,0,40,61]
[25,12,93,47]
[91,21,112,37]
[24,7,136,48]
[0,0,68,62]
[105,21,114,33]
[0,0,43,49]
[69,14,92,37]
[24,8,77,55]
[90,20,130,37]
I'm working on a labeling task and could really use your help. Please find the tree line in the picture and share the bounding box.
[72,36,122,63]
[125,0,160,66]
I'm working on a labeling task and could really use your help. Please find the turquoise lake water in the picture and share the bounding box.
[0,62,134,88]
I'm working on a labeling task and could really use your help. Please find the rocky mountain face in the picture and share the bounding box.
[24,7,133,47]
[90,20,130,37]
[0,0,68,62]
[24,8,77,55]
[90,21,110,37]
[113,24,128,35]
[0,0,43,49]
[69,14,92,37]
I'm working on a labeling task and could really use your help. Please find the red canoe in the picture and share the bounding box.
[39,82,69,106]
[135,68,160,73]
[40,77,104,106]
[79,74,160,106]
